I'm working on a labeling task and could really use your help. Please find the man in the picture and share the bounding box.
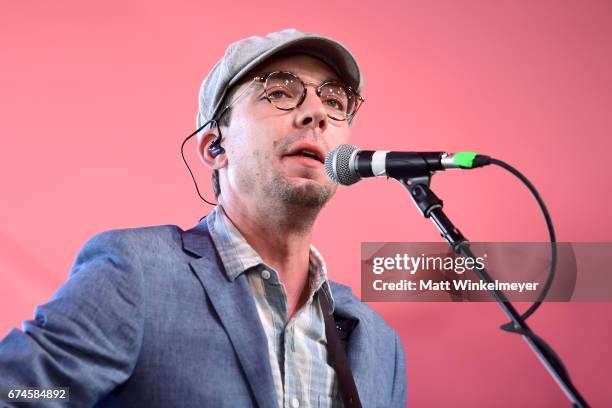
[0,29,406,407]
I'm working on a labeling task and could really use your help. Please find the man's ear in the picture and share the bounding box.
[197,129,228,169]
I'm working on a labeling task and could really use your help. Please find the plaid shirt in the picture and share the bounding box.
[207,205,342,408]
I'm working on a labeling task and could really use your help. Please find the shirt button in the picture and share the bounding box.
[290,397,300,408]
[261,269,271,280]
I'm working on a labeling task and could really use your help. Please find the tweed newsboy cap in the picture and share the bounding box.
[196,28,362,129]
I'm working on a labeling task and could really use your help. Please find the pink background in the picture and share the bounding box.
[1,1,611,406]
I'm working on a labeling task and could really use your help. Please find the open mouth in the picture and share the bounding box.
[285,149,324,163]
[283,142,326,167]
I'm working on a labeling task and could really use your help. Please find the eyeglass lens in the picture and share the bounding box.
[264,72,356,120]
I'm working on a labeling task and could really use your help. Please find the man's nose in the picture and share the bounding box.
[294,88,328,132]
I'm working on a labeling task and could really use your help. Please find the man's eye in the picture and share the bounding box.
[268,89,291,99]
[325,98,344,110]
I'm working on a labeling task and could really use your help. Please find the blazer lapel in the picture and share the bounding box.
[331,283,376,408]
[182,221,278,408]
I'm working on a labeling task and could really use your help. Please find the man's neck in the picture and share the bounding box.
[219,197,320,318]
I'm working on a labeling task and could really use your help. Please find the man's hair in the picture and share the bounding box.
[211,165,222,199]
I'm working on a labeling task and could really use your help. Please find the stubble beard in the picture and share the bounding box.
[267,170,335,210]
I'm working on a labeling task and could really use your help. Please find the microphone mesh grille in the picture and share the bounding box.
[324,144,360,186]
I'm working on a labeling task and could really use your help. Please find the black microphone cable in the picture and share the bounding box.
[453,155,558,321]
[483,157,569,384]
[486,158,557,322]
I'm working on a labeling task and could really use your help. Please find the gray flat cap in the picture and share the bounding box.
[196,28,362,129]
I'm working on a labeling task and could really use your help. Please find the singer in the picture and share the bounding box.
[0,29,406,407]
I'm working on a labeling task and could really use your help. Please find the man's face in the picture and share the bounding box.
[219,54,353,210]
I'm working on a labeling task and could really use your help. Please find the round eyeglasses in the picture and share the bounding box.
[220,71,364,122]
[256,71,364,121]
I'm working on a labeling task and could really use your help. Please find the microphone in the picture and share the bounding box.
[325,144,491,185]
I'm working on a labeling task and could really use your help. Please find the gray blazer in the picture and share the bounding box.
[0,220,406,407]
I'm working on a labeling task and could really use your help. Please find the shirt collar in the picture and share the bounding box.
[206,205,334,310]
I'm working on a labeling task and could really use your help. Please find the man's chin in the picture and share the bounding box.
[270,175,335,209]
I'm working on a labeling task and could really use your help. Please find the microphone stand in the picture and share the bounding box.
[400,175,590,408]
